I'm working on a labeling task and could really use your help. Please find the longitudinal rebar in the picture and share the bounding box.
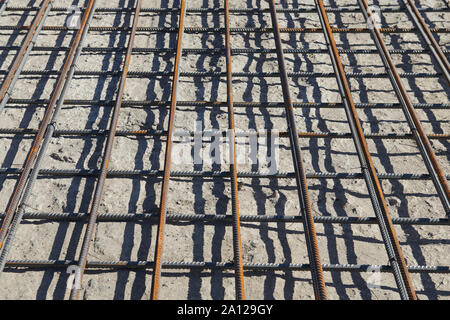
[150,0,187,300]
[0,127,446,140]
[0,212,446,226]
[4,98,449,110]
[4,5,449,14]
[1,69,441,78]
[403,0,450,84]
[224,0,245,300]
[0,0,53,113]
[2,45,447,55]
[69,0,142,300]
[358,0,450,216]
[3,25,450,33]
[315,0,417,300]
[268,0,326,300]
[0,1,447,300]
[0,0,98,261]
[0,168,447,181]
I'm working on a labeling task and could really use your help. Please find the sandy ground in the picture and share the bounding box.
[0,0,448,299]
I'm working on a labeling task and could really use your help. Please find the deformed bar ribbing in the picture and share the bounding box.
[0,212,447,226]
[69,0,142,301]
[0,168,448,181]
[0,0,446,299]
[0,128,447,140]
[268,0,326,300]
[0,0,98,277]
[150,0,187,300]
[403,0,450,84]
[0,0,53,114]
[2,45,447,55]
[358,0,450,216]
[4,99,450,110]
[315,0,417,300]
[1,25,449,33]
[0,0,97,254]
[3,260,449,274]
[0,69,441,78]
[224,0,245,300]
[4,5,450,13]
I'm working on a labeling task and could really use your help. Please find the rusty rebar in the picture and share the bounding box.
[403,0,450,84]
[150,0,187,300]
[224,0,245,300]
[0,0,97,251]
[69,0,142,300]
[267,0,327,300]
[358,0,449,216]
[0,0,53,112]
[315,0,417,300]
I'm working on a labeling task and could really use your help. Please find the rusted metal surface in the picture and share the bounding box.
[403,0,450,84]
[267,0,327,300]
[358,0,449,216]
[315,0,417,300]
[224,0,245,300]
[150,0,187,300]
[69,0,142,300]
[0,1,447,300]
[0,0,52,110]
[3,24,450,33]
[0,0,96,250]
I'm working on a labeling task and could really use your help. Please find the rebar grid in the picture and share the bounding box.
[0,0,448,300]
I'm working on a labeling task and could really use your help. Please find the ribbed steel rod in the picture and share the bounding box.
[358,0,450,216]
[0,212,446,226]
[315,0,416,300]
[0,168,447,181]
[0,1,446,300]
[5,99,449,110]
[403,0,450,84]
[268,0,326,300]
[3,46,446,55]
[150,0,187,300]
[0,128,447,140]
[69,0,141,301]
[4,5,449,13]
[4,260,449,274]
[0,0,53,114]
[224,0,245,300]
[0,1,98,279]
[2,25,448,33]
[2,69,440,78]
[0,0,97,255]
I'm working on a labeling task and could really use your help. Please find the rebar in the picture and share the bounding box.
[358,0,450,216]
[0,0,53,113]
[268,0,326,300]
[69,0,142,300]
[0,0,98,275]
[150,0,187,300]
[224,0,245,300]
[0,0,447,300]
[315,0,416,300]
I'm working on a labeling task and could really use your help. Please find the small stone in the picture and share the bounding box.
[50,152,75,163]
